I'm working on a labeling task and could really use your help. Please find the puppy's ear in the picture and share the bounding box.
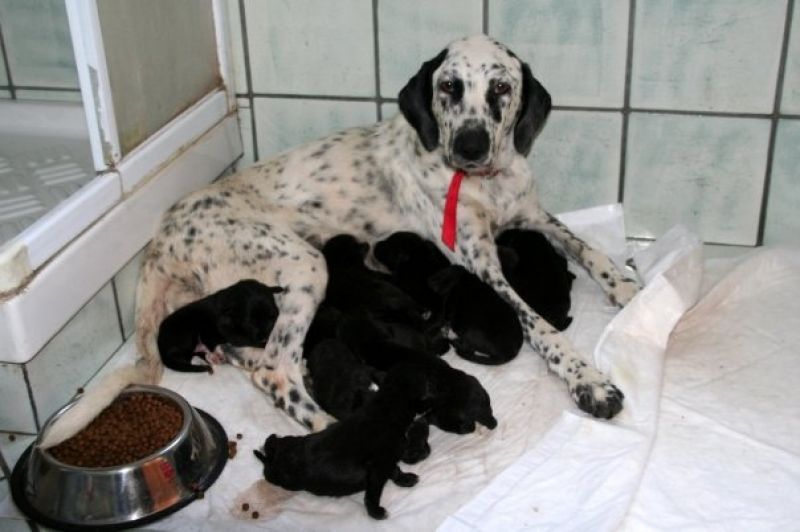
[496,245,519,271]
[513,61,551,156]
[399,48,448,151]
[253,449,267,464]
[427,266,462,295]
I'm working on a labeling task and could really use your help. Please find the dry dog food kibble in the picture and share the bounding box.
[48,393,183,467]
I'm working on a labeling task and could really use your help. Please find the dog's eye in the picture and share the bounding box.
[493,82,510,95]
[439,80,455,94]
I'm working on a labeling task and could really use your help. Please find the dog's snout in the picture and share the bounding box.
[453,128,490,162]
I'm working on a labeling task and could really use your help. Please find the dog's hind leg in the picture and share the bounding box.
[238,234,336,432]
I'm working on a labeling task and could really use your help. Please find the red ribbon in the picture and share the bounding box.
[441,170,466,251]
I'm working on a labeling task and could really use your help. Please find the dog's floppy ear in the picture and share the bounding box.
[399,48,448,152]
[514,61,552,156]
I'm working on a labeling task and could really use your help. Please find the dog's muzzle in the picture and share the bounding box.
[452,126,490,168]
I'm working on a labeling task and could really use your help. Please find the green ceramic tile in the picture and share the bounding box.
[763,119,800,246]
[530,110,622,214]
[378,0,482,98]
[245,0,374,96]
[631,0,786,113]
[624,113,770,244]
[490,0,629,107]
[253,97,377,159]
[781,3,800,113]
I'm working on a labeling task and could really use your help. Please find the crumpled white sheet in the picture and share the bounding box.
[99,205,800,531]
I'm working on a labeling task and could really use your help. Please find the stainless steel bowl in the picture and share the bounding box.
[11,385,228,531]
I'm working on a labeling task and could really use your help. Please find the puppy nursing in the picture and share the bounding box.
[157,279,284,372]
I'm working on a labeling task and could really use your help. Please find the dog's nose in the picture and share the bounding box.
[453,128,490,162]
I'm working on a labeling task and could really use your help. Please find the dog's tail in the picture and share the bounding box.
[38,257,173,449]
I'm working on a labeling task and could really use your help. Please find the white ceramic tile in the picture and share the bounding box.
[253,97,377,159]
[0,0,79,89]
[0,364,36,433]
[378,0,482,98]
[624,113,770,245]
[0,433,35,471]
[244,0,375,96]
[236,98,256,166]
[763,119,800,246]
[631,0,786,113]
[113,248,145,340]
[781,3,800,113]
[26,283,123,423]
[529,110,622,214]
[490,0,629,107]
[225,0,248,94]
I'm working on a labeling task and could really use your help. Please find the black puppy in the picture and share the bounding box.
[253,364,434,519]
[322,234,428,327]
[373,231,451,312]
[496,229,575,331]
[157,279,283,372]
[303,338,382,420]
[429,265,523,366]
[339,320,498,434]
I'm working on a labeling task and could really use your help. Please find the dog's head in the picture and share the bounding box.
[399,34,551,175]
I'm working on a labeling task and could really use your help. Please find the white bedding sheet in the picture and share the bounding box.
[65,205,800,531]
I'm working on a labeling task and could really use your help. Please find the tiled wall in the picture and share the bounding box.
[0,0,81,102]
[227,0,799,247]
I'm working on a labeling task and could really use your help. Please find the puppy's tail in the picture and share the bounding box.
[39,255,173,449]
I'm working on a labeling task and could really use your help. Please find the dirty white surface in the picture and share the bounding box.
[52,205,800,530]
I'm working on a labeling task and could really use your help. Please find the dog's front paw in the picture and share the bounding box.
[608,277,640,308]
[571,381,624,420]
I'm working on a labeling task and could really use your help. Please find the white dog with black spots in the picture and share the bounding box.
[41,35,639,448]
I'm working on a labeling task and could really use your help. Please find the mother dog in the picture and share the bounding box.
[42,35,638,445]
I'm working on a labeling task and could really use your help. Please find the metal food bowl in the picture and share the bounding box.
[11,385,228,531]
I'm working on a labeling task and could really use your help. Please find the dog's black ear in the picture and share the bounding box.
[268,286,285,294]
[514,62,552,156]
[399,48,448,152]
[253,449,267,464]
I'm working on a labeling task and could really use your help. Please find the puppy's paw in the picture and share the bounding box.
[393,472,419,487]
[571,380,624,420]
[367,505,388,520]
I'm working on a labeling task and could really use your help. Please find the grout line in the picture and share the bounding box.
[234,92,794,120]
[756,0,795,246]
[109,278,127,342]
[0,16,16,100]
[618,0,636,204]
[483,0,489,34]
[372,0,382,120]
[21,366,41,432]
[9,85,81,93]
[238,0,259,162]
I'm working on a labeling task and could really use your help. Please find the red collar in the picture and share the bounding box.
[441,170,466,251]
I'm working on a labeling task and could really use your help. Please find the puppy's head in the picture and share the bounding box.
[399,34,551,175]
[322,234,370,268]
[429,370,497,434]
[374,232,450,274]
